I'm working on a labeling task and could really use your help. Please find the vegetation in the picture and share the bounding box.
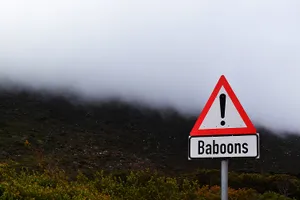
[0,162,296,199]
[0,87,300,199]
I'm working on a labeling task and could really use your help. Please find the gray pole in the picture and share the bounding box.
[221,159,228,200]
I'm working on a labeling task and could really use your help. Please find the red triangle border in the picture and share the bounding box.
[190,75,256,136]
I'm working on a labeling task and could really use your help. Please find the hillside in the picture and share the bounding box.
[0,87,300,177]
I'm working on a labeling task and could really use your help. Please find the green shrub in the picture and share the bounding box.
[0,163,110,199]
[259,191,295,200]
[196,185,294,200]
[0,184,5,197]
[0,162,298,200]
[93,170,198,200]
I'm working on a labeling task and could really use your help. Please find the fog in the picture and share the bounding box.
[0,0,300,132]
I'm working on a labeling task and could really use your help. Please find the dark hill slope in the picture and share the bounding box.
[0,88,300,176]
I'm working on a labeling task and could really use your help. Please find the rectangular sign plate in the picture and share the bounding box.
[188,134,259,159]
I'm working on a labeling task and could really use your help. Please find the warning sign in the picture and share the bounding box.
[188,75,259,159]
[190,75,256,136]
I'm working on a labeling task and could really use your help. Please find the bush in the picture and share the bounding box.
[0,162,297,199]
[259,191,295,200]
[0,163,110,199]
[197,185,259,200]
[196,185,294,200]
[93,170,199,200]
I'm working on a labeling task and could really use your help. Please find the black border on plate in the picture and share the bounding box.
[188,133,260,160]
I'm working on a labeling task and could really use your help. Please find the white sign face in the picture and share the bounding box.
[199,86,246,129]
[188,134,259,159]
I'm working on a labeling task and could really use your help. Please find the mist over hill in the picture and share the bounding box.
[1,1,300,133]
[0,86,300,178]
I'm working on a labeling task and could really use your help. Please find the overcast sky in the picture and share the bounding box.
[0,0,300,132]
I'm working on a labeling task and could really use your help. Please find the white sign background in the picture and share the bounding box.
[199,86,246,130]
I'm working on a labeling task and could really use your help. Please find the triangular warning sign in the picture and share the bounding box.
[190,75,256,136]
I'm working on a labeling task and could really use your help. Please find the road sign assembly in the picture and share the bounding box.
[188,75,259,159]
[188,75,260,200]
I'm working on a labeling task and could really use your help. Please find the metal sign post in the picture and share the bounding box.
[221,160,228,200]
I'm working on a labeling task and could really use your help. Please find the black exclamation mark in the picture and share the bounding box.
[219,93,226,126]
